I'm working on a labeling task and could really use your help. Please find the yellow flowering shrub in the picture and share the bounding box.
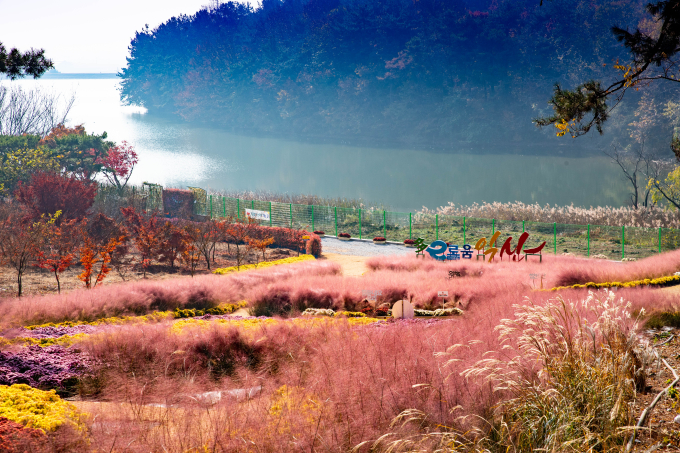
[213,255,315,275]
[170,315,381,335]
[25,302,248,330]
[268,385,324,435]
[546,274,680,292]
[0,384,85,433]
[13,333,89,348]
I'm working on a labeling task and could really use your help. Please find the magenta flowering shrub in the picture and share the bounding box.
[0,345,92,393]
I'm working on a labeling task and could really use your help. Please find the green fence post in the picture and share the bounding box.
[522,220,525,233]
[622,226,625,259]
[587,224,590,257]
[237,198,240,220]
[436,214,439,240]
[209,195,213,219]
[659,227,662,253]
[359,209,362,240]
[289,203,293,229]
[269,202,272,227]
[383,210,386,240]
[311,205,314,232]
[553,222,557,255]
[335,207,338,237]
[409,213,412,240]
[222,197,226,218]
[492,218,495,235]
[463,216,466,245]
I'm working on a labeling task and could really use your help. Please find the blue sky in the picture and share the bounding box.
[0,0,249,73]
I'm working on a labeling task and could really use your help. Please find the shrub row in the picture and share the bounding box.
[547,274,680,291]
[213,255,315,275]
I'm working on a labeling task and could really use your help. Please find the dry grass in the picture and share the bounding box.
[421,201,680,228]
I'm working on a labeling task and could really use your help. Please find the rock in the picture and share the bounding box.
[392,300,414,319]
[673,414,680,425]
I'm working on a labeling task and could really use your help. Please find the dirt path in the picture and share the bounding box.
[320,253,370,277]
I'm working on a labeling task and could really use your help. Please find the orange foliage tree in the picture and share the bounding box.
[35,213,81,293]
[79,234,120,289]
[246,236,274,263]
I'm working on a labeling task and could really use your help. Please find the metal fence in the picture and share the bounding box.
[199,195,680,260]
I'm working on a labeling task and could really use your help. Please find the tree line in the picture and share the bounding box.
[119,0,672,154]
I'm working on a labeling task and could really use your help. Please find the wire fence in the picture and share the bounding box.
[92,185,680,260]
[199,195,680,260]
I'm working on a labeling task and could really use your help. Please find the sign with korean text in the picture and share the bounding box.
[437,291,448,298]
[416,231,546,263]
[245,209,270,221]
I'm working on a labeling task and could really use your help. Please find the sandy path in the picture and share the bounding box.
[320,253,370,277]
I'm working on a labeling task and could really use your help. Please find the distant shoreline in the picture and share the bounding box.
[40,73,118,80]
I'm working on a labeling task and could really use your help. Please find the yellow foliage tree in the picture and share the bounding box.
[0,147,59,194]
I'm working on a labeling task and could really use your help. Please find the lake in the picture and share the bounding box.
[3,77,630,212]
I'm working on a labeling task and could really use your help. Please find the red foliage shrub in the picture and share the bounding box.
[15,172,96,222]
[0,417,50,453]
[404,239,415,244]
[373,237,386,241]
[338,233,351,238]
[162,189,194,219]
[221,222,322,257]
[313,230,324,235]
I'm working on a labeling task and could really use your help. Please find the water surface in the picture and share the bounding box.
[3,78,629,211]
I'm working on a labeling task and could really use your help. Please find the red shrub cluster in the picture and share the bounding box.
[0,417,50,453]
[338,232,351,238]
[223,223,322,257]
[15,172,97,223]
[162,189,194,219]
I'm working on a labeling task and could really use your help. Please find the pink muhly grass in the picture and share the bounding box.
[0,260,340,327]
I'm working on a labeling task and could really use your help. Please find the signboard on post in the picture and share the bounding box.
[245,209,270,221]
[438,291,448,309]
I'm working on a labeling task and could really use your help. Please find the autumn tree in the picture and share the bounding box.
[121,207,163,277]
[79,234,120,289]
[181,220,221,270]
[35,212,81,293]
[181,224,202,277]
[0,204,49,296]
[86,213,132,280]
[159,221,189,269]
[95,140,139,191]
[246,236,274,263]
[223,219,257,270]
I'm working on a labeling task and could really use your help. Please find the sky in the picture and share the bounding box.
[0,0,243,73]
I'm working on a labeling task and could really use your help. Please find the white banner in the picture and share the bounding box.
[245,208,270,221]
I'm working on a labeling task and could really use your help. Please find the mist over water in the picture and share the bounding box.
[4,78,629,212]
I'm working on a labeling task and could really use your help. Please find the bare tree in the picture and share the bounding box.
[604,141,664,209]
[0,85,74,136]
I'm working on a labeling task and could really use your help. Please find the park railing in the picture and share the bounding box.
[92,185,680,260]
[203,195,680,260]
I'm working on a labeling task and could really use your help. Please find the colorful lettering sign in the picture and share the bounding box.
[415,232,546,263]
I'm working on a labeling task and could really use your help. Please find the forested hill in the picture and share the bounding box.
[120,0,670,155]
